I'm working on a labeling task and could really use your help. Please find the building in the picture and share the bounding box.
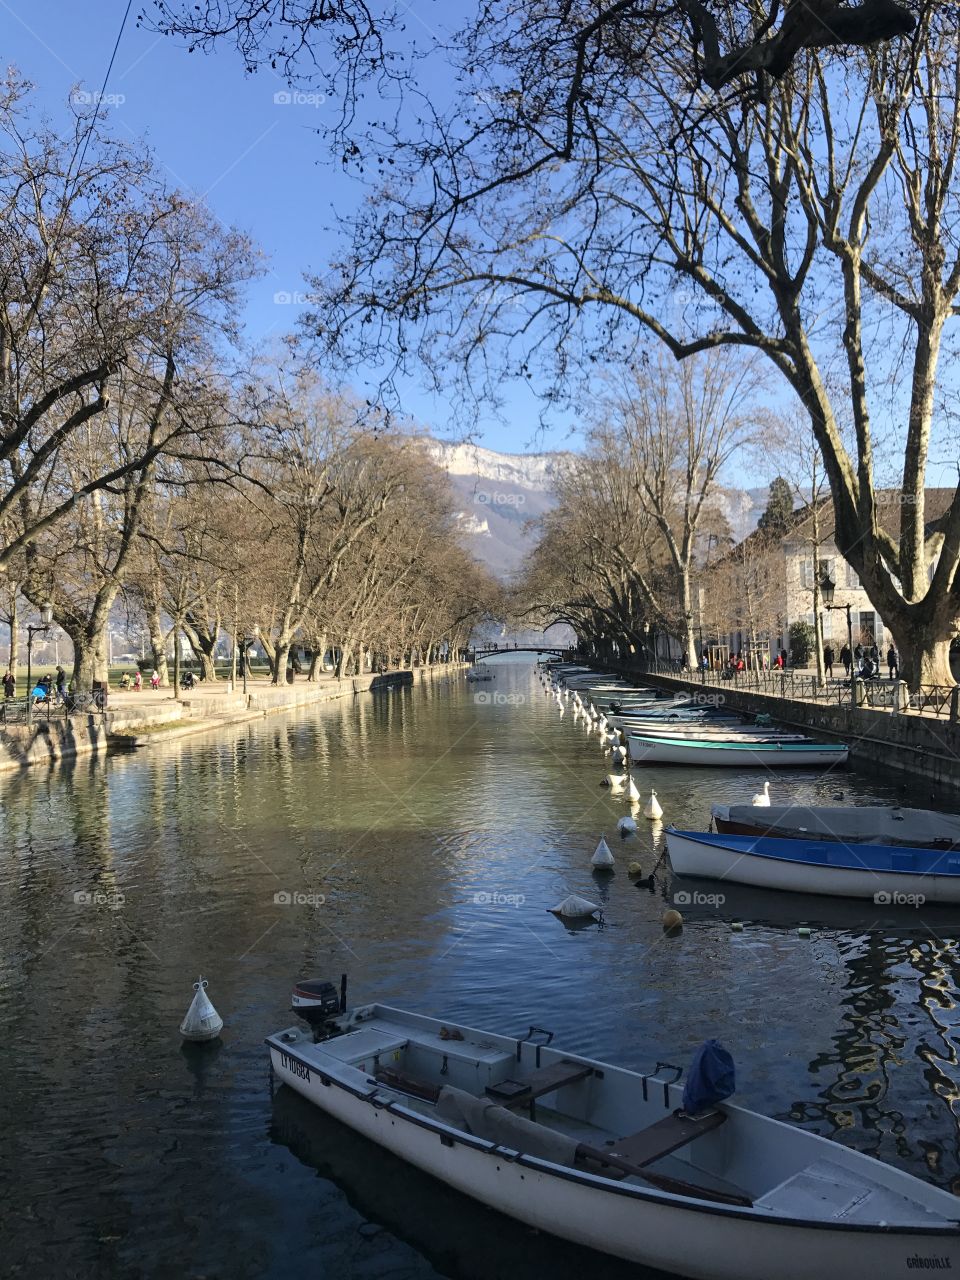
[702,490,953,666]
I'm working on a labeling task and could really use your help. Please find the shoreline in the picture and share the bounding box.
[0,663,469,774]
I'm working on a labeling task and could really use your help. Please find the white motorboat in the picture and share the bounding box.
[267,996,960,1279]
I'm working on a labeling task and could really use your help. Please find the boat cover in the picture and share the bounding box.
[682,1040,735,1116]
[713,804,960,847]
[437,1085,579,1165]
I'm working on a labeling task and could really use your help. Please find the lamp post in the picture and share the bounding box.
[819,574,855,707]
[242,625,260,696]
[26,602,53,724]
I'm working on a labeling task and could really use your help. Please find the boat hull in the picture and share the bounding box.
[268,1018,960,1280]
[628,736,849,766]
[667,830,960,903]
[712,804,960,850]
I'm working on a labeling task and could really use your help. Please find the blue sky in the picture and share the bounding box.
[3,0,556,453]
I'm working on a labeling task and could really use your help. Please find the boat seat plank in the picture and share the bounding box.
[374,1065,441,1103]
[485,1059,594,1108]
[585,1108,726,1171]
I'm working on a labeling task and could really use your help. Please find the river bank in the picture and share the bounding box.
[0,661,469,773]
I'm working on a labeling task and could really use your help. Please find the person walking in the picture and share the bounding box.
[150,668,160,690]
[887,644,899,680]
[840,643,852,677]
[2,669,15,699]
[55,665,66,702]
[854,642,864,666]
[823,645,834,679]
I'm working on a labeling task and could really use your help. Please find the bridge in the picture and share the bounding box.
[469,645,579,659]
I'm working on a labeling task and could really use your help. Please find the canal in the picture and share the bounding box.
[3,656,960,1278]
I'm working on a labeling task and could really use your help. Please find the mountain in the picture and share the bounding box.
[427,441,571,579]
[428,439,774,580]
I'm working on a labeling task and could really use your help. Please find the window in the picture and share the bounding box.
[846,563,859,589]
[859,610,876,644]
[800,559,813,588]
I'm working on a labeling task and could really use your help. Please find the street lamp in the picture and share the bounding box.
[26,601,53,724]
[819,573,855,707]
[242,625,260,696]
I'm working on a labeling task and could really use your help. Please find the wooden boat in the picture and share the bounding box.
[466,668,493,682]
[628,734,849,767]
[618,723,811,743]
[267,998,960,1279]
[666,828,960,903]
[712,804,960,851]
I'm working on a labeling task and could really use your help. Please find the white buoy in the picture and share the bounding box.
[547,894,602,919]
[752,780,771,807]
[627,776,642,803]
[612,745,627,763]
[591,836,615,870]
[617,815,638,836]
[644,790,663,821]
[558,705,565,717]
[180,977,223,1043]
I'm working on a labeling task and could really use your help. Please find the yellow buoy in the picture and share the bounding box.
[662,909,683,931]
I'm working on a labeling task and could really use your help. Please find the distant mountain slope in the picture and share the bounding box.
[429,439,773,580]
[428,441,572,579]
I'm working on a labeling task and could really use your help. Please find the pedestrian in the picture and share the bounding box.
[869,641,880,669]
[823,645,834,678]
[839,643,851,676]
[779,648,788,670]
[774,652,784,670]
[150,668,160,690]
[854,642,864,666]
[2,669,14,699]
[55,665,66,702]
[887,644,899,680]
[132,670,142,692]
[701,651,708,671]
[120,671,131,690]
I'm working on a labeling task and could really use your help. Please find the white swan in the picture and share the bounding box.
[752,780,771,807]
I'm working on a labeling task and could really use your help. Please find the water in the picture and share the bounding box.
[3,658,960,1279]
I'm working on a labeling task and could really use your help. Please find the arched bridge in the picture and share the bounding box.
[469,645,579,659]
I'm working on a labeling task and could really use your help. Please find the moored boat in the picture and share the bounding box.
[666,827,960,902]
[267,995,960,1279]
[712,803,960,850]
[628,734,849,767]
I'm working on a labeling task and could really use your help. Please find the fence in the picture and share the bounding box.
[639,659,959,722]
[0,691,107,726]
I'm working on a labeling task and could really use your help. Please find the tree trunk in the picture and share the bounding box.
[8,592,18,675]
[888,621,954,691]
[181,618,218,682]
[147,600,169,686]
[272,641,291,684]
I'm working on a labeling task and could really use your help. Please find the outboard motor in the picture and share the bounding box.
[291,974,347,1028]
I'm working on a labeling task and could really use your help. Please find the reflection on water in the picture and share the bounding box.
[2,658,960,1277]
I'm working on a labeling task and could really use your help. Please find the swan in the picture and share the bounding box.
[752,780,771,807]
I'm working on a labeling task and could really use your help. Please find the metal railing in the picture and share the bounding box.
[0,691,107,726]
[637,660,958,722]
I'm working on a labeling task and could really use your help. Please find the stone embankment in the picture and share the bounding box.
[0,664,467,773]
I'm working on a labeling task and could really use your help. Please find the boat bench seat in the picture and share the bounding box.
[578,1108,726,1174]
[374,1065,441,1103]
[485,1059,595,1109]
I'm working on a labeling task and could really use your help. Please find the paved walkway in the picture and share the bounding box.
[105,671,339,710]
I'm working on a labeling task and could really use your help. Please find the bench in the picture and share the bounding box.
[576,1109,751,1206]
[485,1059,594,1116]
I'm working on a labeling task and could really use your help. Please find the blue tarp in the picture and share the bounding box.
[682,1039,735,1115]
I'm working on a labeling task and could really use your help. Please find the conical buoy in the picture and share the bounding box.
[607,773,626,790]
[591,836,615,871]
[547,894,601,919]
[617,815,638,836]
[627,776,641,803]
[643,791,663,820]
[180,977,223,1042]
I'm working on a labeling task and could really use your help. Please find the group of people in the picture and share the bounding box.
[117,668,162,691]
[823,642,899,680]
